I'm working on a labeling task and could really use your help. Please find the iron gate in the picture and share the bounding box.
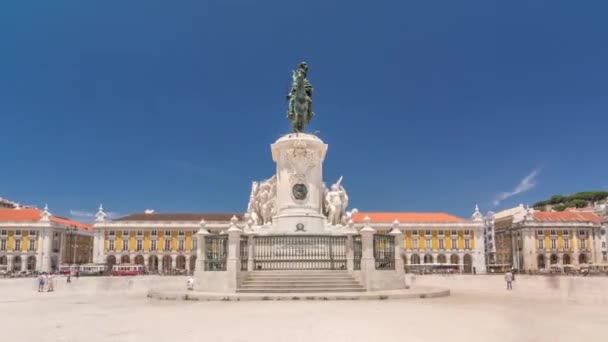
[253,235,347,270]
[374,234,395,270]
[204,235,227,271]
[353,235,362,270]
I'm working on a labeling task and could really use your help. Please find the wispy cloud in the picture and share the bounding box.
[493,169,540,206]
[70,209,120,221]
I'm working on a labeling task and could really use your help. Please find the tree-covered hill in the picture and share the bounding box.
[532,191,608,212]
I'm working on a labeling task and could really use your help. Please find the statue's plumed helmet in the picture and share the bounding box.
[299,62,308,70]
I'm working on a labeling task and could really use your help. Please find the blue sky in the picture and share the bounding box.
[1,1,607,221]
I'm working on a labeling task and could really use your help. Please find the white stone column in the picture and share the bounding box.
[40,228,52,272]
[92,228,103,264]
[226,218,242,292]
[360,218,376,291]
[390,226,404,273]
[247,234,255,272]
[522,229,536,271]
[345,220,357,272]
[195,228,209,274]
[473,225,486,274]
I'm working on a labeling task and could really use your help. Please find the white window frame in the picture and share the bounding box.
[108,240,115,251]
[178,239,185,251]
[564,238,570,249]
[164,239,171,251]
[464,230,470,236]
[451,230,457,236]
[0,239,6,251]
[28,238,36,251]
[15,230,21,236]
[137,230,143,236]
[425,238,431,249]
[464,239,470,249]
[136,239,143,251]
[192,237,197,250]
[438,239,444,250]
[28,230,36,236]
[551,238,556,249]
[150,239,157,251]
[538,239,544,250]
[122,239,129,251]
[109,230,115,236]
[580,239,587,249]
[15,239,21,250]
[0,230,7,236]
[151,230,157,236]
[122,230,129,237]
[451,238,458,250]
[164,230,171,237]
[178,230,185,237]
[412,239,418,249]
[425,230,431,236]
[563,230,569,236]
[550,230,557,236]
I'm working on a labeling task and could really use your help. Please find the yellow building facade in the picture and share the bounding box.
[0,207,93,273]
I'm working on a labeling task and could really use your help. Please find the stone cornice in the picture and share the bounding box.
[364,222,483,229]
[94,221,233,230]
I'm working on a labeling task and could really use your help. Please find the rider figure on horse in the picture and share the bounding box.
[287,62,314,132]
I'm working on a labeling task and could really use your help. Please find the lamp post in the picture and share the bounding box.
[65,226,77,282]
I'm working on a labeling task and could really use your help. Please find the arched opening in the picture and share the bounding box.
[134,255,145,265]
[437,254,447,264]
[12,256,22,272]
[579,253,588,265]
[410,254,420,265]
[148,255,159,273]
[423,254,433,264]
[50,256,59,272]
[106,255,116,269]
[0,255,7,271]
[450,254,459,265]
[162,255,172,273]
[463,254,473,273]
[550,254,558,265]
[26,256,36,271]
[120,255,130,264]
[537,255,545,269]
[176,255,186,270]
[563,254,571,265]
[189,255,197,274]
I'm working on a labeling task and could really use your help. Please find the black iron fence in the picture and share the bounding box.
[204,235,228,271]
[353,235,362,270]
[253,235,347,270]
[240,236,249,271]
[374,234,395,270]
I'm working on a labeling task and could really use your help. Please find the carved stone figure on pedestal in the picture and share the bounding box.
[325,176,349,226]
[246,176,277,226]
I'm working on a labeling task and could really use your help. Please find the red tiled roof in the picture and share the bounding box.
[533,211,603,223]
[352,212,466,223]
[0,208,42,221]
[114,213,243,222]
[50,217,92,231]
[0,208,91,230]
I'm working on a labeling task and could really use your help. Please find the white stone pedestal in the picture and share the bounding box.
[270,133,328,234]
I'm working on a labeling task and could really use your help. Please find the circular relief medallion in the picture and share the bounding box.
[292,183,308,201]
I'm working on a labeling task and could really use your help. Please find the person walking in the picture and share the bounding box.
[47,274,54,292]
[187,277,194,291]
[505,271,513,290]
[37,274,45,292]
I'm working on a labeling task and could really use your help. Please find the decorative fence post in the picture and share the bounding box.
[345,219,357,272]
[390,219,405,273]
[226,215,242,292]
[360,216,376,290]
[195,219,209,274]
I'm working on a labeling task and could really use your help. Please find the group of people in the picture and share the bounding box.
[37,273,55,292]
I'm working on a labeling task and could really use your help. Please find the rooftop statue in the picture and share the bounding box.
[287,62,314,132]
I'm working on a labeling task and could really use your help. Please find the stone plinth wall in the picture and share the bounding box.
[413,274,608,304]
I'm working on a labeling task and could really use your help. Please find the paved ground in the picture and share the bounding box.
[1,275,606,342]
